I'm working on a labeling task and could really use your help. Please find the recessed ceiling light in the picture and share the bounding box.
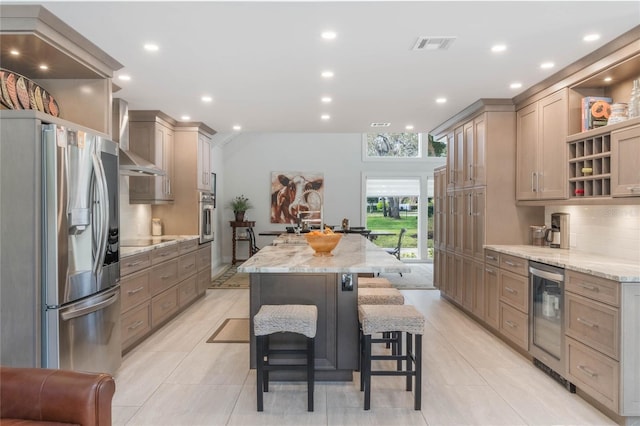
[321,31,337,40]
[510,82,522,89]
[405,125,414,130]
[181,115,190,121]
[118,75,131,81]
[436,98,447,104]
[583,33,600,42]
[540,62,555,69]
[9,49,19,56]
[201,96,213,103]
[321,70,334,78]
[233,125,242,131]
[143,43,159,52]
[39,64,49,70]
[491,44,507,53]
[321,96,332,103]
[604,77,612,82]
[321,114,330,120]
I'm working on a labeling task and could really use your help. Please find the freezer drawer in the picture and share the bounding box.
[45,286,121,374]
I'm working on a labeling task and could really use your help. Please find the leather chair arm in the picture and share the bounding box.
[0,366,115,425]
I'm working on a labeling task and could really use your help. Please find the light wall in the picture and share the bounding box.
[221,133,446,264]
[544,205,640,262]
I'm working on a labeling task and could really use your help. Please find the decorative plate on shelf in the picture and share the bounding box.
[0,68,60,117]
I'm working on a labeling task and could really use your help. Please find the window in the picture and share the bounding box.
[364,133,421,159]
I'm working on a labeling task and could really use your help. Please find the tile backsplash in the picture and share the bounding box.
[119,176,152,238]
[545,205,640,262]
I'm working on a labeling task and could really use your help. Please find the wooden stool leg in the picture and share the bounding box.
[415,334,422,411]
[307,337,314,412]
[256,335,264,411]
[406,332,413,391]
[363,334,372,410]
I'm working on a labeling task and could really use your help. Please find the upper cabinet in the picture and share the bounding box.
[128,111,177,204]
[196,132,213,192]
[516,89,569,201]
[611,123,640,197]
[0,5,123,134]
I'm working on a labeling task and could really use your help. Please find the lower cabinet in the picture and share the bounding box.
[120,240,211,352]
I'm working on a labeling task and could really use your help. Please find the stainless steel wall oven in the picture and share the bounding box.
[199,191,215,244]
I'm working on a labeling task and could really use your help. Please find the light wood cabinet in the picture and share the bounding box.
[120,239,207,352]
[516,89,568,200]
[611,124,640,197]
[129,112,176,203]
[197,132,213,192]
[484,262,500,330]
[152,122,216,236]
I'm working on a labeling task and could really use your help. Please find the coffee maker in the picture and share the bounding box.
[545,213,570,249]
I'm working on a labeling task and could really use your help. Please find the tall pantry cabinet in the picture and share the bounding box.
[433,100,543,327]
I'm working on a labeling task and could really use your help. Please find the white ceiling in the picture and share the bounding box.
[35,1,640,135]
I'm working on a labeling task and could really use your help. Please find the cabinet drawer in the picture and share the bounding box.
[149,259,179,295]
[178,252,197,280]
[196,245,211,271]
[151,287,179,327]
[197,268,211,295]
[565,293,619,360]
[500,254,528,277]
[122,301,151,349]
[499,302,528,350]
[178,275,198,307]
[121,252,151,276]
[567,337,619,412]
[484,250,500,268]
[566,270,619,307]
[120,270,151,312]
[500,270,529,313]
[151,244,179,265]
[179,239,199,254]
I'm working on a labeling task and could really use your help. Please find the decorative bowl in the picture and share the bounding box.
[304,233,342,256]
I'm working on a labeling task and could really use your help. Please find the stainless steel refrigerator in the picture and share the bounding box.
[41,123,121,374]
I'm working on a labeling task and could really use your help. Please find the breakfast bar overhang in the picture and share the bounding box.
[237,234,411,380]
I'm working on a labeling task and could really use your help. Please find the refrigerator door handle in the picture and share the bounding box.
[60,288,119,321]
[91,152,109,277]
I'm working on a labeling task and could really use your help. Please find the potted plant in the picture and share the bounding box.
[228,194,253,222]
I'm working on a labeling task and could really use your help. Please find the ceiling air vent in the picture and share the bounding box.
[411,36,456,51]
[370,122,391,127]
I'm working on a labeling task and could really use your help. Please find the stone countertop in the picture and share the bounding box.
[485,245,640,282]
[238,234,411,274]
[120,235,199,257]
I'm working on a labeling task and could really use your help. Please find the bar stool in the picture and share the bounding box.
[358,304,424,410]
[358,287,404,364]
[253,304,317,412]
[358,277,393,288]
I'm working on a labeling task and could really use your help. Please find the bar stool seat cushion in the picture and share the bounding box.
[358,288,404,305]
[359,304,425,335]
[254,304,318,338]
[358,277,393,288]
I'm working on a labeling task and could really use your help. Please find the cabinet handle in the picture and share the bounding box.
[468,193,472,216]
[127,320,144,331]
[578,283,599,292]
[127,286,145,295]
[577,317,599,328]
[158,252,171,257]
[504,260,520,267]
[184,264,195,270]
[531,172,537,192]
[504,287,517,294]
[485,268,496,275]
[126,260,143,267]
[627,186,640,192]
[505,320,517,328]
[577,364,598,378]
[537,172,541,193]
[160,275,171,280]
[486,255,498,261]
[469,164,473,182]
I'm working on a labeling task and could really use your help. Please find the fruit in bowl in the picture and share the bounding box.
[304,228,342,256]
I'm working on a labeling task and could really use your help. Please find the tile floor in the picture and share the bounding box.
[112,289,616,425]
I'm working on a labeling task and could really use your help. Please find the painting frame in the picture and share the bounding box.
[270,171,324,224]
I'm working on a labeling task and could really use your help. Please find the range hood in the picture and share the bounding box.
[112,98,165,176]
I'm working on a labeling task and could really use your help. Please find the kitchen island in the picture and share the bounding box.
[238,234,410,380]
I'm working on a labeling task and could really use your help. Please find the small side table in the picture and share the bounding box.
[230,221,256,264]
